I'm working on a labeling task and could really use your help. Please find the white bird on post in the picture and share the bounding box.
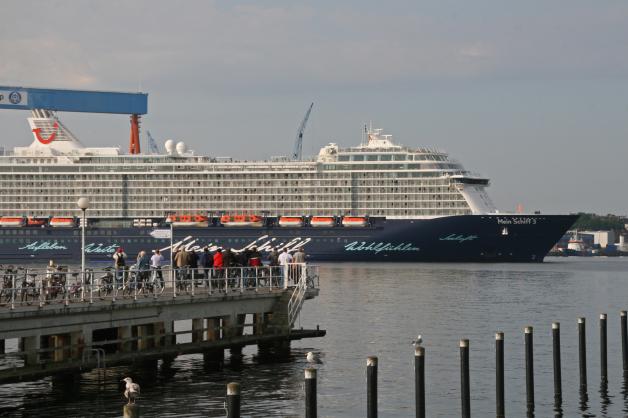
[122,377,141,404]
[411,334,423,347]
[306,351,322,364]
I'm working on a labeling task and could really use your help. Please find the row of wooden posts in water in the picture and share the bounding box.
[222,310,628,418]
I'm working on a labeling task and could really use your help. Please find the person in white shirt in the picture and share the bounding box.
[278,248,293,286]
[150,249,165,289]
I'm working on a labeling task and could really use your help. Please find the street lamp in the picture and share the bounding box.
[77,197,89,300]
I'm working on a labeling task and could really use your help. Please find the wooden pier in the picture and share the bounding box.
[0,264,324,383]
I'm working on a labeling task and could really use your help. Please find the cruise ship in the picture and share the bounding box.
[0,111,577,263]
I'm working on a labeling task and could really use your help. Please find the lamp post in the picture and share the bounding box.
[77,197,89,301]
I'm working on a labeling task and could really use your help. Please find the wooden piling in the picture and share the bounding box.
[600,313,607,380]
[524,326,534,414]
[415,346,425,418]
[305,368,317,418]
[123,404,140,418]
[495,332,504,418]
[460,339,470,418]
[552,322,562,403]
[621,311,627,372]
[367,356,378,418]
[578,317,587,390]
[226,382,241,418]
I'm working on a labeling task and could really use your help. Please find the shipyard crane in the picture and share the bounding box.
[292,102,314,160]
[146,130,161,154]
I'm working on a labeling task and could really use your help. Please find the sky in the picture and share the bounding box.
[1,0,627,215]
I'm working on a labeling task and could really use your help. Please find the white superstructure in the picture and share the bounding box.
[0,112,496,219]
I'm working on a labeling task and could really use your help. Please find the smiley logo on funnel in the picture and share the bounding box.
[32,122,59,144]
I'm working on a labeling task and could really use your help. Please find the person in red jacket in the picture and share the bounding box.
[213,247,224,278]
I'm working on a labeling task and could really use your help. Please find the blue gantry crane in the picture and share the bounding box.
[292,102,314,161]
[0,86,147,153]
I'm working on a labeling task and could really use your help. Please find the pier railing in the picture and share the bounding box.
[0,263,318,309]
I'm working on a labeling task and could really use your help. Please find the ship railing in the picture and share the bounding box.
[0,264,318,309]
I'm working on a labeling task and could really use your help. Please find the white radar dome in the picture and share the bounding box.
[164,139,175,154]
[176,141,187,155]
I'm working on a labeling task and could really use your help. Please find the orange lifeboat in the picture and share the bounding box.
[50,217,76,227]
[166,214,209,227]
[27,217,47,226]
[0,217,26,227]
[310,216,335,227]
[279,216,303,227]
[342,216,368,227]
[220,214,263,227]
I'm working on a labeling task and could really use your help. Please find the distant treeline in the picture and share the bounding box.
[572,213,627,231]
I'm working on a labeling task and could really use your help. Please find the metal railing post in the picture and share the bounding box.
[80,269,85,303]
[10,272,15,310]
[172,266,177,298]
[240,267,244,293]
[89,270,93,304]
[191,269,195,297]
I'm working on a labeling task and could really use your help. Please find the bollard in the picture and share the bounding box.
[524,326,534,413]
[226,382,241,418]
[122,404,140,418]
[578,317,587,390]
[552,322,562,403]
[495,332,504,418]
[305,368,317,418]
[367,356,378,418]
[460,339,470,418]
[621,311,627,372]
[600,313,607,380]
[415,346,425,418]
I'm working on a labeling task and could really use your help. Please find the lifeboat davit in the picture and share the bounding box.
[279,216,304,227]
[27,217,48,226]
[166,214,209,227]
[310,216,335,227]
[0,217,26,227]
[342,216,368,227]
[50,217,76,227]
[220,214,263,227]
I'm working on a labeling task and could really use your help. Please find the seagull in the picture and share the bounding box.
[411,334,423,347]
[306,351,322,364]
[122,377,141,405]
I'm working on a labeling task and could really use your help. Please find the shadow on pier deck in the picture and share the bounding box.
[0,264,325,383]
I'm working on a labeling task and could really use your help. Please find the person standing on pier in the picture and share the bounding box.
[113,248,127,289]
[136,251,150,292]
[278,248,292,287]
[198,247,213,288]
[268,248,280,286]
[292,248,306,285]
[213,248,224,289]
[150,249,165,289]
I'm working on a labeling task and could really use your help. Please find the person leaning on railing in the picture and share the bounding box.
[150,249,165,289]
[198,247,213,288]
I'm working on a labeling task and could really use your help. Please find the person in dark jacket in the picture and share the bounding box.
[198,247,213,287]
[268,248,280,286]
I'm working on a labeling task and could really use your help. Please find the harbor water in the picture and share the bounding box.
[1,257,627,417]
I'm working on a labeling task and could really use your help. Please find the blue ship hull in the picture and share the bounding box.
[0,214,578,264]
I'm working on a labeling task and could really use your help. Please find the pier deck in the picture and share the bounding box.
[0,264,324,383]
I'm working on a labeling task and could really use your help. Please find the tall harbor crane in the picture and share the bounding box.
[292,102,314,160]
[146,130,161,154]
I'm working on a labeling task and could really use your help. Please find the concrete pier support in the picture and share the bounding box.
[51,334,71,362]
[137,324,154,351]
[253,313,265,335]
[118,326,133,352]
[192,319,204,343]
[206,318,220,341]
[69,331,85,359]
[21,335,41,366]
